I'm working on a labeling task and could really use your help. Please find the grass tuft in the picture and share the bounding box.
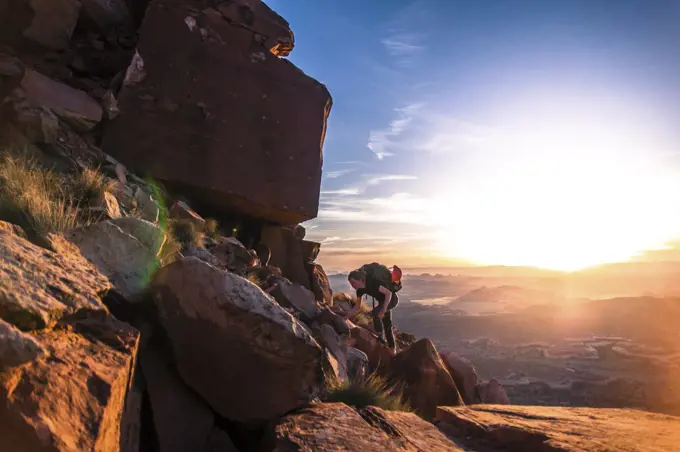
[70,167,112,206]
[169,219,203,248]
[205,218,220,240]
[0,153,87,243]
[325,372,410,412]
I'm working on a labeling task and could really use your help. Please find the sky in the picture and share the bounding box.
[267,0,680,273]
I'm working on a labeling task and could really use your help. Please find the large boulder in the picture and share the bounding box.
[274,403,462,451]
[0,315,139,452]
[139,343,237,452]
[440,351,478,405]
[102,0,332,225]
[436,405,680,452]
[0,221,110,330]
[260,225,311,289]
[151,257,331,423]
[388,339,463,419]
[63,218,165,300]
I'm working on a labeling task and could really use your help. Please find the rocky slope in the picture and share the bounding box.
[0,1,679,451]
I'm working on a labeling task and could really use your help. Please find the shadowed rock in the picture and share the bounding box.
[388,339,464,419]
[151,257,332,423]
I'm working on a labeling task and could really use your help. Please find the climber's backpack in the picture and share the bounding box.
[360,262,403,293]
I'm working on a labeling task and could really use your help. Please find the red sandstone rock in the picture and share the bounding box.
[388,339,464,419]
[0,316,139,452]
[275,403,463,451]
[436,405,680,451]
[103,0,332,225]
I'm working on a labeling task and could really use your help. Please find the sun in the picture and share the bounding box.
[428,104,680,271]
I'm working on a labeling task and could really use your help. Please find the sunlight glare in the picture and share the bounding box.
[429,103,680,271]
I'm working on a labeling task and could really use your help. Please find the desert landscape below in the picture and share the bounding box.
[330,263,680,415]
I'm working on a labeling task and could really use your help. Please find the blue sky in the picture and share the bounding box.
[267,0,680,272]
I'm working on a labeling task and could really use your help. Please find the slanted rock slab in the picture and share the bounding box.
[0,221,110,330]
[0,315,139,452]
[436,405,680,451]
[151,257,331,423]
[64,218,164,300]
[274,402,463,451]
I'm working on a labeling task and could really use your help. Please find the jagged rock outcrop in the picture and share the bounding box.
[151,257,332,423]
[436,405,680,451]
[274,402,463,451]
[0,221,110,330]
[0,315,139,452]
[388,339,464,419]
[102,0,332,225]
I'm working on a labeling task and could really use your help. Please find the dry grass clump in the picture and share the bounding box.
[70,167,113,207]
[325,372,410,412]
[205,218,220,240]
[0,154,83,242]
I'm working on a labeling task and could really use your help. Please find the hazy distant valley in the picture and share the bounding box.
[329,262,680,414]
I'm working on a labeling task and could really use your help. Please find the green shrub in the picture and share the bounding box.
[325,373,410,412]
[0,154,86,242]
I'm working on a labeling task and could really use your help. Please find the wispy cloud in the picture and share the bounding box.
[367,103,424,159]
[321,188,362,196]
[324,168,355,179]
[381,33,425,58]
[321,173,419,198]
